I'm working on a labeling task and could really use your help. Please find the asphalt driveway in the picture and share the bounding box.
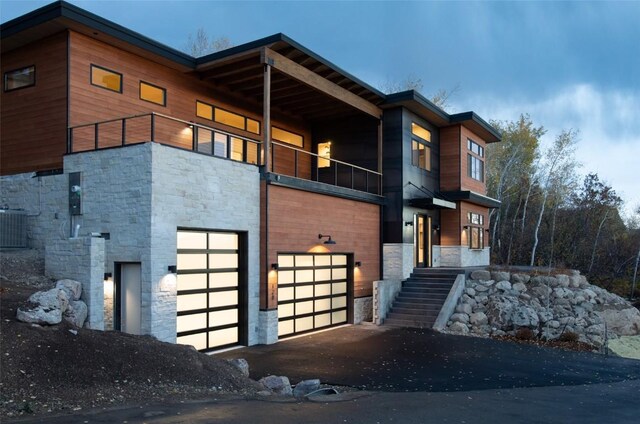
[217,324,640,392]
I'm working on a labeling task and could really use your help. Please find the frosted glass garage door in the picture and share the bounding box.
[176,230,244,351]
[277,253,349,338]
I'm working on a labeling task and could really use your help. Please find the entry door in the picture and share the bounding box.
[415,215,432,268]
[118,262,142,335]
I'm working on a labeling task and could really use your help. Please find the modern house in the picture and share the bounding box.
[0,1,500,352]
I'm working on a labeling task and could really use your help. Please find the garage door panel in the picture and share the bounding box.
[177,230,244,352]
[277,253,350,338]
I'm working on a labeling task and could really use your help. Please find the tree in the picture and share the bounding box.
[184,28,233,57]
[379,77,459,111]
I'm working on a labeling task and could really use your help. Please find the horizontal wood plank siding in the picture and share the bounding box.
[439,125,460,192]
[0,32,68,175]
[263,185,380,309]
[440,208,461,246]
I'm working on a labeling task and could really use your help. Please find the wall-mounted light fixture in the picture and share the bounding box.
[167,265,177,273]
[463,225,471,230]
[271,263,279,270]
[355,261,362,268]
[318,234,336,245]
[103,272,112,280]
[404,221,414,227]
[432,224,441,231]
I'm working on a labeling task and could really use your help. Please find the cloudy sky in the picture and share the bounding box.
[3,1,638,216]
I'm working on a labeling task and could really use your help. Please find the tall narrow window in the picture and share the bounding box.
[467,212,485,249]
[4,65,35,91]
[467,139,484,182]
[90,65,122,93]
[412,140,431,171]
[317,141,331,168]
[139,81,166,106]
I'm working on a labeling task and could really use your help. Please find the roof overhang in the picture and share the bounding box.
[382,90,501,143]
[439,191,502,208]
[408,197,457,210]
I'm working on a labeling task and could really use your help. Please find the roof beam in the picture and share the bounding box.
[261,47,381,119]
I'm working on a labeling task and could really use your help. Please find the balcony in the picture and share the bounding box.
[68,112,381,197]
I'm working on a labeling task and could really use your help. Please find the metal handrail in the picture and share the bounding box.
[271,140,382,176]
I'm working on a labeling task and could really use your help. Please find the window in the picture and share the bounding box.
[4,65,35,91]
[467,212,485,249]
[272,126,303,148]
[139,81,166,106]
[412,140,431,171]
[468,139,484,157]
[317,141,331,168]
[196,101,260,135]
[411,122,431,142]
[468,154,484,181]
[90,65,122,93]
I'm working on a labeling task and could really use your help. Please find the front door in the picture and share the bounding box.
[415,215,432,268]
[116,262,142,335]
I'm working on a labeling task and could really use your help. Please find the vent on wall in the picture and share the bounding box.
[0,209,27,248]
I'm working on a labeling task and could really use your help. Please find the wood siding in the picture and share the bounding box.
[262,185,380,309]
[68,31,310,174]
[0,32,68,175]
[439,125,461,192]
[440,201,490,247]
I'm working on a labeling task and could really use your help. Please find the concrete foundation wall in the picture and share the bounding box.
[383,243,414,280]
[433,246,490,267]
[373,279,402,325]
[45,236,105,330]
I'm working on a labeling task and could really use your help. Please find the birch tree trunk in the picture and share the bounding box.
[588,210,609,274]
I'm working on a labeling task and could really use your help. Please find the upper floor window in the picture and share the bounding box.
[196,100,260,135]
[140,81,166,106]
[467,138,484,182]
[272,126,303,148]
[90,64,122,93]
[411,122,431,142]
[412,140,431,171]
[4,65,35,91]
[317,141,331,168]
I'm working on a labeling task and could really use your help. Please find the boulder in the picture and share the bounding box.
[495,281,512,291]
[486,295,518,328]
[293,379,321,398]
[512,306,539,328]
[556,275,570,288]
[512,282,527,293]
[491,271,511,282]
[583,289,597,301]
[451,313,469,324]
[449,321,469,334]
[259,375,293,396]
[511,274,531,284]
[63,300,88,327]
[569,276,581,288]
[469,312,488,326]
[553,288,572,299]
[465,287,476,297]
[537,309,553,323]
[547,320,561,329]
[474,284,489,293]
[598,308,640,336]
[455,303,472,315]
[470,270,491,281]
[227,358,250,377]
[56,279,83,301]
[16,288,69,325]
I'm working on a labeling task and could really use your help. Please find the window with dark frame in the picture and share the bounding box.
[272,126,303,148]
[195,100,260,135]
[412,140,431,171]
[4,65,35,91]
[467,138,484,182]
[90,64,122,93]
[467,212,485,249]
[139,81,166,106]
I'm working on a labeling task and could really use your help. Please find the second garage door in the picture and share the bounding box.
[277,253,351,338]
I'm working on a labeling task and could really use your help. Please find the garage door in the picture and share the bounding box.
[277,253,350,338]
[175,229,245,352]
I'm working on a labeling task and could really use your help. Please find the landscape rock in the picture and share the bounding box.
[491,271,511,283]
[465,287,476,297]
[293,379,321,398]
[469,312,488,326]
[16,288,69,325]
[63,300,88,327]
[598,308,640,336]
[512,282,527,293]
[56,279,83,301]
[512,306,539,328]
[450,313,469,324]
[556,275,570,288]
[495,281,512,291]
[227,358,250,377]
[486,296,517,328]
[259,375,292,396]
[455,303,472,315]
[449,321,469,334]
[511,274,531,284]
[470,270,491,281]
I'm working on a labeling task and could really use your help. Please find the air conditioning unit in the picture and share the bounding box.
[0,209,27,248]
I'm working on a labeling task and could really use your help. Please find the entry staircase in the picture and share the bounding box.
[383,268,463,328]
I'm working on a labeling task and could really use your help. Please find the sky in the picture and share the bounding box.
[2,0,639,217]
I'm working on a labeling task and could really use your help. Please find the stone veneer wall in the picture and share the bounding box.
[2,142,261,345]
[354,296,373,323]
[373,279,402,325]
[383,243,414,279]
[432,246,490,267]
[44,236,106,330]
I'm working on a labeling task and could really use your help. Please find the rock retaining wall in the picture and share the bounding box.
[441,269,640,348]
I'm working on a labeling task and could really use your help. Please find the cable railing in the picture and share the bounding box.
[67,112,261,165]
[67,112,382,195]
[271,141,381,195]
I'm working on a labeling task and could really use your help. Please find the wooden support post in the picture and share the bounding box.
[262,56,272,171]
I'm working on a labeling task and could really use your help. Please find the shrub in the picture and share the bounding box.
[557,331,579,343]
[514,327,535,340]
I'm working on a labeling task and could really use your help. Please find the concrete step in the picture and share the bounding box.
[409,272,460,278]
[411,268,464,275]
[390,307,441,316]
[392,301,444,309]
[386,311,440,320]
[403,281,454,289]
[402,287,452,294]
[383,317,435,328]
[395,293,448,302]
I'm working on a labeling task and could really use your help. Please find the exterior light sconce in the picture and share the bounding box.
[271,263,279,270]
[167,265,177,273]
[355,261,362,268]
[404,221,414,227]
[432,224,440,231]
[463,225,471,230]
[318,234,336,245]
[103,272,112,280]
